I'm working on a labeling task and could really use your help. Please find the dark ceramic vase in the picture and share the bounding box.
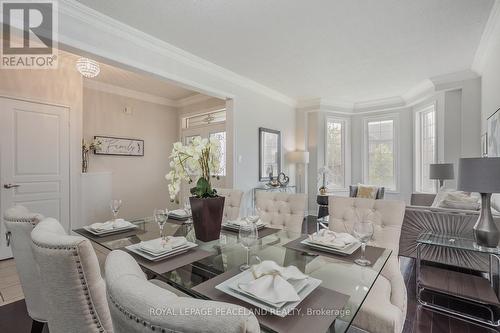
[189,196,225,242]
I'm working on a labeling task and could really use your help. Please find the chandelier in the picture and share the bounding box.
[76,57,100,78]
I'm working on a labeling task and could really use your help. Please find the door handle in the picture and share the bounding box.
[3,184,20,189]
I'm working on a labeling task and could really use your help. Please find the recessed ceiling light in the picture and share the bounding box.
[76,57,100,78]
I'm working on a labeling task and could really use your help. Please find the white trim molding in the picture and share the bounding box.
[472,0,500,74]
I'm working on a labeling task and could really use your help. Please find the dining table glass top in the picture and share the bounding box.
[74,218,392,333]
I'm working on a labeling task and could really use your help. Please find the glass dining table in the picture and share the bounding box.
[74,218,391,333]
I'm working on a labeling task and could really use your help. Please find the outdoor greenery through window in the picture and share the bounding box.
[326,118,345,189]
[415,106,436,193]
[365,118,396,190]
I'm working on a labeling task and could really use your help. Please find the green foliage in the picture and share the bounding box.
[190,177,218,198]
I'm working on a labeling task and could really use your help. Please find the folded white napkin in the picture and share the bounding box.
[238,260,308,304]
[309,229,358,248]
[139,236,187,254]
[90,219,130,231]
[169,209,189,217]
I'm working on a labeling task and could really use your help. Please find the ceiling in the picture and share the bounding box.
[76,0,494,104]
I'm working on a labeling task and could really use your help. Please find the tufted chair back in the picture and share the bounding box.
[255,192,307,233]
[31,218,113,333]
[328,196,405,255]
[3,205,46,322]
[105,250,260,333]
[217,188,244,220]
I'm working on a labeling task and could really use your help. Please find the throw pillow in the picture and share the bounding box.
[356,184,378,199]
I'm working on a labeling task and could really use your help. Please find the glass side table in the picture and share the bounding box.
[416,232,500,327]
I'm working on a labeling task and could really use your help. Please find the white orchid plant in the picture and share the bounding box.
[165,137,222,202]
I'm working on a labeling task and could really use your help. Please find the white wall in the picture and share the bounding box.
[83,87,179,220]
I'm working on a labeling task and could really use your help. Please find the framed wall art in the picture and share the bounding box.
[94,136,144,156]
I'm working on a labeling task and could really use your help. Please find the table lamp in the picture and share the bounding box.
[286,151,309,193]
[429,163,454,188]
[458,157,500,248]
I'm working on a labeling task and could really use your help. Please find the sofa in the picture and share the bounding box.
[399,193,499,272]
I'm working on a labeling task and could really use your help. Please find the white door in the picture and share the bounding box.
[0,97,70,259]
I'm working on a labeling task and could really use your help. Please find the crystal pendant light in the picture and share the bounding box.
[76,57,100,78]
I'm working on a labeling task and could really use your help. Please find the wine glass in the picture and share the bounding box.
[154,208,168,241]
[184,200,193,225]
[353,221,374,266]
[239,221,258,271]
[109,199,122,221]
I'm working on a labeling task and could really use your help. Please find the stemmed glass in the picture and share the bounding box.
[353,221,374,266]
[184,200,193,225]
[109,199,122,221]
[154,208,168,241]
[239,221,258,271]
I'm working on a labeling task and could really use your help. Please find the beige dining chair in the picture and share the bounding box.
[31,217,113,333]
[254,191,307,233]
[105,249,260,333]
[328,196,407,333]
[3,205,47,333]
[217,188,244,220]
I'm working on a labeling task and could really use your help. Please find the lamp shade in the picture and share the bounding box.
[458,157,500,193]
[429,163,454,180]
[286,151,309,164]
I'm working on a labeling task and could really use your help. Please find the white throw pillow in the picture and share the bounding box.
[432,189,480,211]
[492,193,500,213]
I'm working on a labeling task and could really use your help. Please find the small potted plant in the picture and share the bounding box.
[81,138,102,173]
[165,137,224,241]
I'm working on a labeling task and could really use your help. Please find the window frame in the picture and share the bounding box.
[362,114,400,192]
[414,103,437,193]
[324,115,350,190]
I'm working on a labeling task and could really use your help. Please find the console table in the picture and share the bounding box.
[416,232,500,326]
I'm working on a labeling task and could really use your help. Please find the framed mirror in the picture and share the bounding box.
[259,127,281,181]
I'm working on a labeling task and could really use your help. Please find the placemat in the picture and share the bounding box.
[221,226,281,239]
[127,248,213,274]
[283,236,386,266]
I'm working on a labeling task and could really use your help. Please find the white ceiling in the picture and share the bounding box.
[76,0,494,104]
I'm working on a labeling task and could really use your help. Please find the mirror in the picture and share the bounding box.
[259,127,281,181]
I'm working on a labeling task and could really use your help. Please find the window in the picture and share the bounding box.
[209,131,226,176]
[325,118,346,189]
[364,116,398,190]
[415,105,436,193]
[182,109,226,129]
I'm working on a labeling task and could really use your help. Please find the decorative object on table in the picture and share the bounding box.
[266,177,281,187]
[286,151,309,193]
[259,127,281,181]
[81,138,102,173]
[239,220,258,270]
[109,199,122,221]
[482,133,488,157]
[458,157,500,248]
[277,171,290,187]
[317,166,331,195]
[429,163,454,188]
[487,108,500,157]
[166,136,224,242]
[93,135,144,156]
[353,221,375,266]
[153,208,168,240]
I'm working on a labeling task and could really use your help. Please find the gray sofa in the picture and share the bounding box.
[399,193,492,272]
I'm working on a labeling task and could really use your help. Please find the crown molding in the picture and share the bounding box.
[353,96,405,112]
[83,80,178,107]
[429,69,480,90]
[402,79,435,105]
[58,0,296,107]
[472,0,500,74]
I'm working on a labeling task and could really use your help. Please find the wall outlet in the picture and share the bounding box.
[124,106,133,115]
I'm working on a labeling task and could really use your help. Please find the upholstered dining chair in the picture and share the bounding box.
[3,205,47,333]
[328,196,406,333]
[31,218,113,333]
[217,188,244,220]
[105,250,260,333]
[255,192,307,233]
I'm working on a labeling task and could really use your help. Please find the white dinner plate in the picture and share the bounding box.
[216,270,321,317]
[125,241,198,261]
[300,238,361,256]
[83,223,138,236]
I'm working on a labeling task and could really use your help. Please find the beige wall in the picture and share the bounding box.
[0,52,83,230]
[83,87,179,220]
